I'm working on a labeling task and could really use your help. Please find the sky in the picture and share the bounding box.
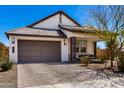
[0,5,105,48]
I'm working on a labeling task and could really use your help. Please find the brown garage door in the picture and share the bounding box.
[18,40,61,63]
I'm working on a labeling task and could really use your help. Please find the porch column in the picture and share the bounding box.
[70,37,76,62]
[94,42,97,58]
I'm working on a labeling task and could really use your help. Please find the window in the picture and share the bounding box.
[12,47,15,53]
[76,40,87,53]
[76,47,79,52]
[81,47,86,52]
[80,41,87,53]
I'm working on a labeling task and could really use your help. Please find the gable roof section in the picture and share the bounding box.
[6,10,96,38]
[59,25,96,34]
[27,11,81,27]
[6,27,67,38]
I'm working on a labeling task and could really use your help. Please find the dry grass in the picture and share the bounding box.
[0,64,17,88]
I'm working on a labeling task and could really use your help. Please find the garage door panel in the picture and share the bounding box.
[18,40,61,63]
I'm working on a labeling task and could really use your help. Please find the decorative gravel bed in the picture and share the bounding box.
[0,64,17,88]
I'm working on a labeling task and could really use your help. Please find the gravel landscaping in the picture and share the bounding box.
[18,62,124,88]
[0,65,17,88]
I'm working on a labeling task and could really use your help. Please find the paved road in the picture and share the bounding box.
[18,62,124,88]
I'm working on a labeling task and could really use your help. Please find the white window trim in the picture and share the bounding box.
[76,40,87,55]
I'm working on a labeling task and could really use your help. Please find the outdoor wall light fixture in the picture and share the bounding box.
[12,37,15,44]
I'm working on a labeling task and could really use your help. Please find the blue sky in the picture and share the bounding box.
[0,5,105,48]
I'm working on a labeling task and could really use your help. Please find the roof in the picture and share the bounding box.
[59,25,96,33]
[6,11,96,38]
[6,27,67,38]
[27,10,81,27]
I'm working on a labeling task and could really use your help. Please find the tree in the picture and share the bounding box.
[0,42,8,65]
[89,6,124,67]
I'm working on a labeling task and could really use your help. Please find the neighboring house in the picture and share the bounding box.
[6,11,100,63]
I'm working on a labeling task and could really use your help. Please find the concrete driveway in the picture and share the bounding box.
[18,62,124,88]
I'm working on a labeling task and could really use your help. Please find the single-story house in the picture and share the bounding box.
[6,10,100,63]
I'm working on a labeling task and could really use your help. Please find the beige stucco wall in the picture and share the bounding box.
[9,36,18,63]
[61,14,78,26]
[33,14,60,29]
[87,40,94,55]
[9,35,69,63]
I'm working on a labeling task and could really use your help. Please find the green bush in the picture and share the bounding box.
[0,62,13,71]
[80,56,91,66]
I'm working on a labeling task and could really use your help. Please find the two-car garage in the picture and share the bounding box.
[18,40,61,63]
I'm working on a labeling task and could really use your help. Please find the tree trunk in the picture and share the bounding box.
[110,46,113,67]
[111,58,113,67]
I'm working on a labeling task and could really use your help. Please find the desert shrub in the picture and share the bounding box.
[97,49,109,59]
[118,61,124,71]
[0,62,13,71]
[117,53,124,71]
[0,42,8,65]
[80,56,91,66]
[100,54,107,63]
[96,52,108,63]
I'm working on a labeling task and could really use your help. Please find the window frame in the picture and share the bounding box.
[76,40,87,54]
[12,37,15,44]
